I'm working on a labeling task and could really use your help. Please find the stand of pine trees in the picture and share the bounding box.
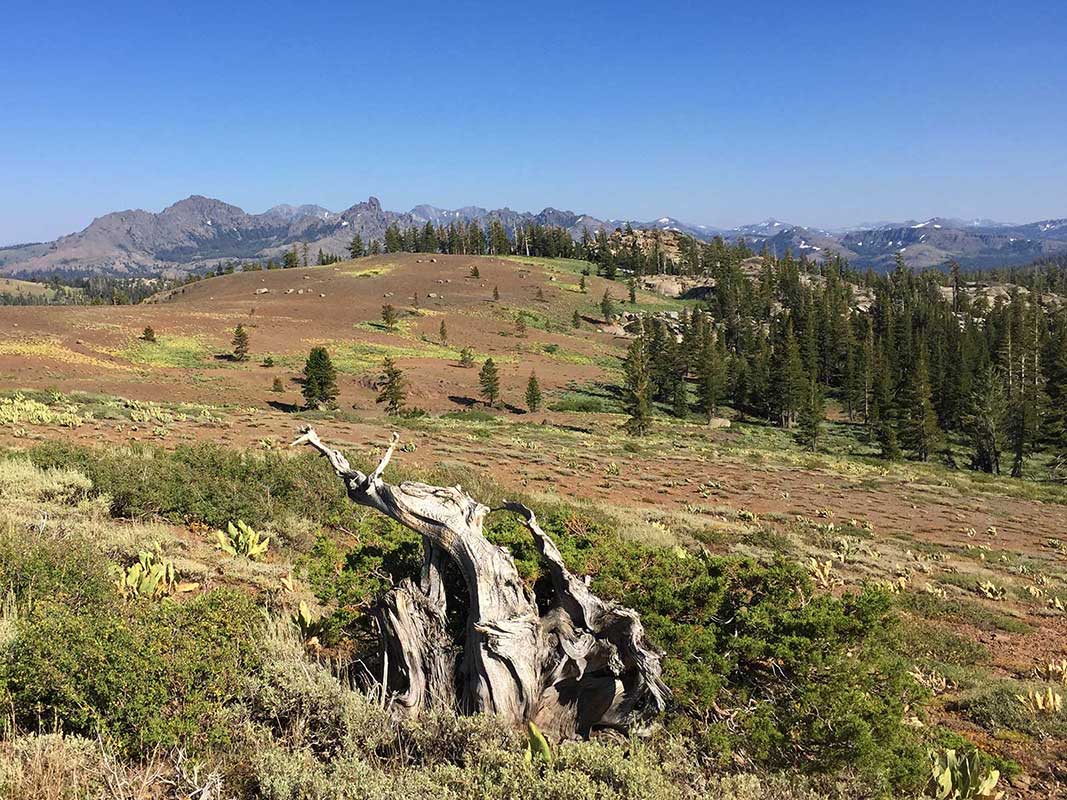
[608,250,1067,476]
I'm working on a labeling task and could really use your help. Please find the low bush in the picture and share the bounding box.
[0,508,260,757]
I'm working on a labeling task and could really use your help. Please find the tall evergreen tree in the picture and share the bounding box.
[525,372,542,412]
[622,336,653,436]
[302,347,338,409]
[899,346,941,462]
[796,376,824,452]
[697,333,726,420]
[376,356,406,415]
[771,319,806,428]
[479,358,500,407]
[348,233,365,259]
[963,366,1008,474]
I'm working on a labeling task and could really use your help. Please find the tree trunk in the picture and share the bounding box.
[292,427,669,739]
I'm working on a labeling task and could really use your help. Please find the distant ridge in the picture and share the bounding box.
[2,195,1065,278]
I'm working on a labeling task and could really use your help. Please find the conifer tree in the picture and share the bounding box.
[670,372,688,418]
[348,233,365,259]
[439,319,448,343]
[870,343,902,459]
[963,366,1008,474]
[479,358,500,407]
[459,347,475,368]
[697,333,726,420]
[232,324,250,361]
[622,336,653,436]
[628,277,637,304]
[470,265,480,278]
[796,376,824,452]
[271,376,284,393]
[1008,302,1046,476]
[376,356,406,415]
[900,347,941,462]
[600,290,616,322]
[525,372,542,412]
[579,274,587,293]
[572,309,582,329]
[493,285,500,301]
[302,347,338,409]
[381,304,398,330]
[515,313,527,337]
[141,326,156,343]
[771,320,806,428]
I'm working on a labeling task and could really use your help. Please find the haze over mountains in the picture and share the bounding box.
[2,194,1065,279]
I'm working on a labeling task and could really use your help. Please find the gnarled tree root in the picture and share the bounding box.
[292,427,669,739]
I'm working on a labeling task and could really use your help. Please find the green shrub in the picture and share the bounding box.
[25,441,363,531]
[0,588,260,757]
[548,394,607,413]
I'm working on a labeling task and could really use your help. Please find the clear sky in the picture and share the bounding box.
[2,0,1066,244]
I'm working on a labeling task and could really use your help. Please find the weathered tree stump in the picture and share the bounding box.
[292,427,669,739]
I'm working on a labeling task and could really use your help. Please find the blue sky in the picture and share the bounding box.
[2,0,1065,244]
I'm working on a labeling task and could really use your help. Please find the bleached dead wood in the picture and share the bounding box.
[292,426,669,738]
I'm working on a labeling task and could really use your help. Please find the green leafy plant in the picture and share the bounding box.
[926,748,1002,799]
[113,549,195,599]
[292,600,327,648]
[215,520,270,560]
[524,720,554,766]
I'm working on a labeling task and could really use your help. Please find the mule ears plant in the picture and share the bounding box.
[215,520,270,560]
[927,749,1002,800]
[524,720,554,766]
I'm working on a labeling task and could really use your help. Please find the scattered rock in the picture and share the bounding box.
[254,288,270,295]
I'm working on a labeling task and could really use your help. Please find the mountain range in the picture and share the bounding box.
[2,195,1065,278]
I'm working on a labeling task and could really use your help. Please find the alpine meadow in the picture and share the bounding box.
[1,2,1066,799]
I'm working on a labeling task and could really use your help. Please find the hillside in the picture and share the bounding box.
[1,253,1066,797]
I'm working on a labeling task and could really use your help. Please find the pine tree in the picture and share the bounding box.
[628,277,637,304]
[572,309,582,329]
[141,326,156,343]
[381,304,398,330]
[900,347,941,462]
[796,376,824,452]
[302,347,338,409]
[870,343,902,459]
[697,333,726,420]
[459,347,475,368]
[232,324,250,361]
[348,233,365,259]
[439,319,448,343]
[771,320,806,428]
[271,376,284,393]
[622,337,653,436]
[479,358,500,407]
[600,290,616,322]
[670,371,688,418]
[1008,302,1046,477]
[579,274,587,293]
[963,366,1008,474]
[515,313,527,337]
[525,372,542,412]
[470,265,480,278]
[493,285,500,301]
[376,357,406,415]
